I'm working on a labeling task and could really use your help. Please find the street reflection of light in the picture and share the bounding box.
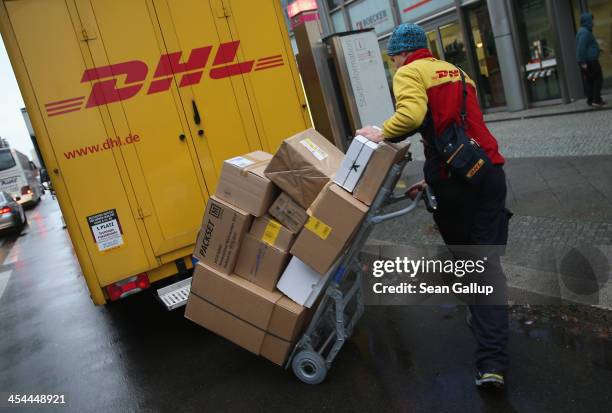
[30,208,49,238]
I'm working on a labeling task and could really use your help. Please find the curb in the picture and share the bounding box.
[485,105,612,124]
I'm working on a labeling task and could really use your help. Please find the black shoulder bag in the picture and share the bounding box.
[435,70,491,186]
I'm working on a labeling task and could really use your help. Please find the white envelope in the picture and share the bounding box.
[276,257,332,308]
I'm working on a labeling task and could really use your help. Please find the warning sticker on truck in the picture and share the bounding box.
[87,209,124,252]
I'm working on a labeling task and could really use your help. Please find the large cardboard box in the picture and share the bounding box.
[333,135,378,193]
[249,215,296,252]
[185,264,307,365]
[290,184,368,274]
[215,151,278,216]
[193,197,252,274]
[353,141,411,205]
[264,129,343,208]
[234,233,290,291]
[185,296,294,366]
[268,192,308,233]
[276,256,331,307]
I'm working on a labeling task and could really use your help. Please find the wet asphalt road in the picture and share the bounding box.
[0,197,611,413]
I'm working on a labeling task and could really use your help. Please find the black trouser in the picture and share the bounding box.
[581,60,604,105]
[430,165,511,374]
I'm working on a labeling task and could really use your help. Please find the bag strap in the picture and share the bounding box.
[459,68,467,129]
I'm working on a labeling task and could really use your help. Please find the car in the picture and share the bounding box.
[0,191,27,233]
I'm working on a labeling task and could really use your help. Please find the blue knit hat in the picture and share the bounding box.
[387,23,427,56]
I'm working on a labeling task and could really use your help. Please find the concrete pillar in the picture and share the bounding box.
[547,0,583,102]
[486,0,526,111]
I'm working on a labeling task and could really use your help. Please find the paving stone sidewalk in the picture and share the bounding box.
[405,108,612,161]
[369,109,612,308]
[483,91,612,123]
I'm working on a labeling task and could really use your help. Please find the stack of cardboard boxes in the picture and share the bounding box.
[186,128,409,366]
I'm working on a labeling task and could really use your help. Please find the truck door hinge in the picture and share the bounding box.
[137,207,151,219]
[79,28,98,42]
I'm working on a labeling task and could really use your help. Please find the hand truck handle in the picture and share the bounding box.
[369,190,423,224]
[423,185,437,213]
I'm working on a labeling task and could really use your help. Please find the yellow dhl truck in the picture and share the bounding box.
[0,0,310,304]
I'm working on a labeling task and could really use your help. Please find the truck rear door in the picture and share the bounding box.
[151,0,261,185]
[73,0,209,256]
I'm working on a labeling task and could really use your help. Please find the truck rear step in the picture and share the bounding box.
[157,277,192,310]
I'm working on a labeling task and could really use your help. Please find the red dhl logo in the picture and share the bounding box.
[433,69,461,80]
[45,41,284,118]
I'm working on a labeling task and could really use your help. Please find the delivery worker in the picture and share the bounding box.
[357,23,510,390]
[576,12,606,108]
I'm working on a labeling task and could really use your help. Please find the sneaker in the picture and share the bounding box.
[591,101,606,108]
[475,372,505,389]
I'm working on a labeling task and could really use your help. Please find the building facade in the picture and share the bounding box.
[283,0,611,112]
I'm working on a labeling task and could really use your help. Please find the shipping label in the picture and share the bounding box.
[304,216,332,240]
[262,219,282,246]
[300,138,328,161]
[226,156,255,168]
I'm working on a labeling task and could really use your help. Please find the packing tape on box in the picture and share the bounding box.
[241,160,269,176]
[304,216,332,240]
[241,159,269,176]
[261,219,282,246]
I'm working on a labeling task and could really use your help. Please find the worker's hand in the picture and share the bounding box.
[356,126,385,143]
[406,180,426,200]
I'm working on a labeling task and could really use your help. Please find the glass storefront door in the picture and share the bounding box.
[439,22,469,71]
[467,4,506,108]
[422,10,508,110]
[421,14,470,72]
[427,30,441,59]
[378,6,507,111]
[516,0,561,101]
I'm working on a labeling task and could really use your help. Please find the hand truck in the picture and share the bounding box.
[286,152,431,384]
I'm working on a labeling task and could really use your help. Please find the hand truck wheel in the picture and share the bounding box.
[291,350,327,384]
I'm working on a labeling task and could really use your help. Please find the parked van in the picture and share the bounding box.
[0,147,42,206]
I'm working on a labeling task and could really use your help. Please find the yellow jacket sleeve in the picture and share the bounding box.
[382,65,428,139]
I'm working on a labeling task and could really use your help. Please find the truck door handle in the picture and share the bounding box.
[192,100,201,125]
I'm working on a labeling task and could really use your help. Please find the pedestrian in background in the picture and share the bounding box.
[357,23,510,390]
[576,12,606,108]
